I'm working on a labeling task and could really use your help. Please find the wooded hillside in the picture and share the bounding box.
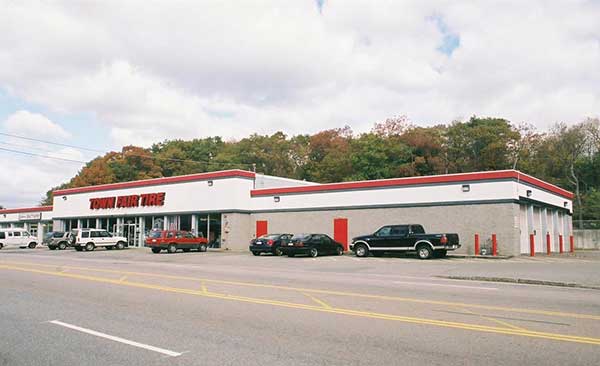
[42,116,600,226]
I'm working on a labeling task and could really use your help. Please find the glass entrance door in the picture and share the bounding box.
[119,218,141,247]
[197,213,222,248]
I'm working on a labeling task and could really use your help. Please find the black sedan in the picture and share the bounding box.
[282,233,344,258]
[249,233,293,256]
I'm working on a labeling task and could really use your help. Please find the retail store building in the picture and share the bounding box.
[45,169,574,256]
[0,206,54,243]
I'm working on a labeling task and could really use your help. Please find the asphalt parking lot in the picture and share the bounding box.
[1,247,599,365]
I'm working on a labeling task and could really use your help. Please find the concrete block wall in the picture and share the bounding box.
[574,230,600,250]
[250,202,521,256]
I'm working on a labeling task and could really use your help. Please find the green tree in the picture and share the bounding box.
[349,133,413,180]
[446,117,521,172]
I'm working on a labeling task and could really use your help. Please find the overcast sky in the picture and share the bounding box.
[1,0,599,208]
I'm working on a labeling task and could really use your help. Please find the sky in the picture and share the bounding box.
[1,0,599,208]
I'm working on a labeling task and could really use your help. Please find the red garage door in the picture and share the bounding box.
[333,218,348,251]
[256,220,268,238]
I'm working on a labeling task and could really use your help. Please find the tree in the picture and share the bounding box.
[349,133,413,180]
[304,127,354,182]
[399,126,447,176]
[446,116,520,172]
[372,116,411,137]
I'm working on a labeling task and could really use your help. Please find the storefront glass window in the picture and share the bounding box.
[180,215,192,231]
[196,213,222,248]
[166,216,178,230]
[108,218,117,234]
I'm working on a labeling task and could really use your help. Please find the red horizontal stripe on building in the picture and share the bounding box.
[54,170,255,196]
[0,206,53,214]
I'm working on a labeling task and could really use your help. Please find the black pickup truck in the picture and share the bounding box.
[349,224,460,259]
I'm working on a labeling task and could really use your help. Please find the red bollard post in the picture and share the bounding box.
[559,235,564,254]
[474,234,480,256]
[491,234,498,256]
[529,234,535,257]
[546,233,551,255]
[569,235,575,253]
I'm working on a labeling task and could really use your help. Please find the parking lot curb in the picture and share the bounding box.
[437,275,600,291]
[448,254,512,260]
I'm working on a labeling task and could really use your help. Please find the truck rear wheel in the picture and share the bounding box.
[199,244,207,252]
[416,244,432,260]
[167,244,177,254]
[58,242,67,250]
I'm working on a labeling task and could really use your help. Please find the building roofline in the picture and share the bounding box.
[53,170,256,196]
[0,206,53,214]
[250,170,574,200]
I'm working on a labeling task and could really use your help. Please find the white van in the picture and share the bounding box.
[0,229,38,250]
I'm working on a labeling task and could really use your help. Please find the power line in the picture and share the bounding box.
[0,131,253,168]
[0,132,104,153]
[0,147,88,164]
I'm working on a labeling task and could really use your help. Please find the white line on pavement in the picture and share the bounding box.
[48,320,182,357]
[392,281,498,291]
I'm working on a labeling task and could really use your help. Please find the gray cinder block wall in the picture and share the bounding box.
[248,203,521,256]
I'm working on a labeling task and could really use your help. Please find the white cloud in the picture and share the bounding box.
[0,111,84,207]
[4,110,71,139]
[0,1,597,155]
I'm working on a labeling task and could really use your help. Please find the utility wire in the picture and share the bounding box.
[0,131,253,168]
[0,132,104,153]
[0,147,88,164]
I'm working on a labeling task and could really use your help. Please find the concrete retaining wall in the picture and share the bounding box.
[574,230,600,249]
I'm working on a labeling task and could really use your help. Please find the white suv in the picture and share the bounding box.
[70,229,128,252]
[0,229,38,250]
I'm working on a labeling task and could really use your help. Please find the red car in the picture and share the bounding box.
[145,230,208,254]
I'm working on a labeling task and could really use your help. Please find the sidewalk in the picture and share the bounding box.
[440,250,600,290]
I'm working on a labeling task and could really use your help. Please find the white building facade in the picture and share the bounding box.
[3,169,571,256]
[0,206,54,243]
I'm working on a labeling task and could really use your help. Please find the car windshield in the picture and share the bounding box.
[149,231,162,238]
[53,232,65,238]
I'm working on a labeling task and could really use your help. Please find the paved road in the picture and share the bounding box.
[1,248,599,365]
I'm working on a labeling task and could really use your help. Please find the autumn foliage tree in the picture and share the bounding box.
[40,116,600,223]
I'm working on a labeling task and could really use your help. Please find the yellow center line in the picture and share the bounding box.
[1,264,600,346]
[119,275,128,282]
[462,308,528,331]
[302,292,332,309]
[3,260,600,321]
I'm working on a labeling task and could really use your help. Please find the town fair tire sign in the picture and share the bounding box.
[89,192,166,210]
